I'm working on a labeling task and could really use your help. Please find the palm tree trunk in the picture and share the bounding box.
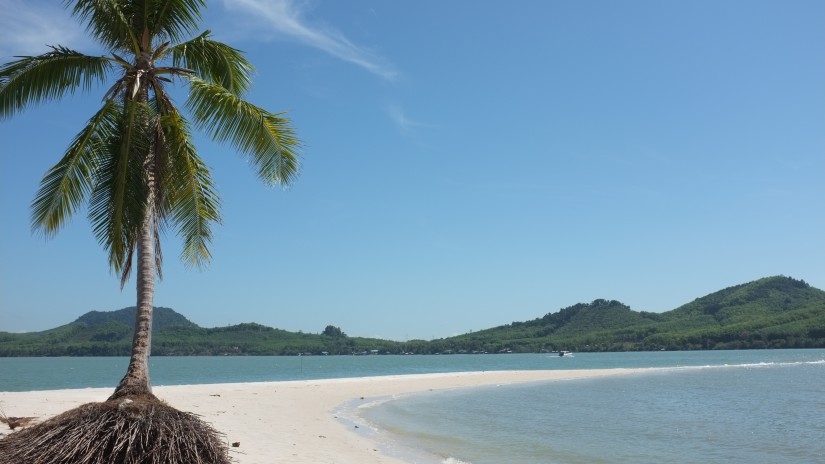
[110,202,156,400]
[110,59,158,400]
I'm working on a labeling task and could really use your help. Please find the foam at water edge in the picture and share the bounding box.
[659,359,825,373]
[442,457,473,464]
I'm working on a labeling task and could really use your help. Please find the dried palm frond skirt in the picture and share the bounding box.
[0,397,230,464]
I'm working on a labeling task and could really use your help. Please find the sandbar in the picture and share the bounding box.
[0,368,651,463]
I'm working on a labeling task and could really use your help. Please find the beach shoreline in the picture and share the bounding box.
[0,369,651,463]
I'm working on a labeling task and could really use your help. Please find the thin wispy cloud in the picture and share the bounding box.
[387,104,431,137]
[0,0,91,57]
[222,0,397,80]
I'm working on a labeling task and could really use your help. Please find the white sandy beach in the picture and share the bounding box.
[0,369,650,463]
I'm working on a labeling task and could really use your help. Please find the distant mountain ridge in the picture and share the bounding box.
[1,276,823,356]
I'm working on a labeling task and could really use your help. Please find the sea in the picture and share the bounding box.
[2,349,824,463]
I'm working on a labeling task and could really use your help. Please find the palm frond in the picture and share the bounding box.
[153,204,164,281]
[68,0,139,53]
[148,111,168,282]
[185,77,301,187]
[0,47,111,119]
[169,31,252,94]
[88,99,153,277]
[150,79,175,115]
[146,0,206,44]
[31,100,120,236]
[160,108,221,268]
[152,41,171,61]
[119,241,136,288]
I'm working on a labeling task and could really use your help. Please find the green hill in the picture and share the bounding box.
[430,276,825,353]
[1,276,823,356]
[0,307,197,356]
[74,307,198,331]
[644,276,825,350]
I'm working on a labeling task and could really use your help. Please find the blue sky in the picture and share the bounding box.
[1,0,823,340]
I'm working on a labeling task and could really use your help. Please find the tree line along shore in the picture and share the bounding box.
[2,276,823,357]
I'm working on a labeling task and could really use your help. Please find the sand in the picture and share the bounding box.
[0,369,649,463]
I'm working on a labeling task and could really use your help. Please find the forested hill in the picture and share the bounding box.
[433,276,825,353]
[1,276,823,356]
[76,307,198,331]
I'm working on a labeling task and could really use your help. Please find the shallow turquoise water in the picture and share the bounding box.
[2,349,823,391]
[359,354,825,463]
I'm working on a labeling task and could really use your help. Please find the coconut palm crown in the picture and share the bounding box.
[0,0,300,399]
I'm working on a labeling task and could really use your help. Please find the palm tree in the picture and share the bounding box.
[0,0,299,400]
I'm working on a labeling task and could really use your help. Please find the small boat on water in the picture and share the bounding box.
[558,350,573,357]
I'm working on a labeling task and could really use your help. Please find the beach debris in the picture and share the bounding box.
[0,407,37,431]
[0,412,37,431]
[210,394,221,397]
[318,435,326,438]
[232,441,241,447]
